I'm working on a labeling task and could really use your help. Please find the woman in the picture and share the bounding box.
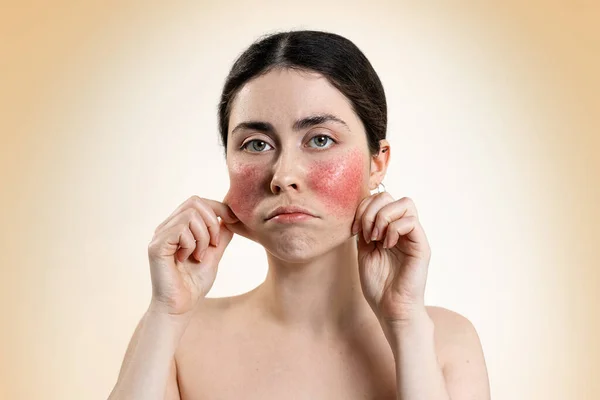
[109,30,490,399]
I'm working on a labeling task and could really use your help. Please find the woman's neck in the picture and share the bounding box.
[253,237,376,337]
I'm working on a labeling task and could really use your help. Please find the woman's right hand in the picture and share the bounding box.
[147,196,240,316]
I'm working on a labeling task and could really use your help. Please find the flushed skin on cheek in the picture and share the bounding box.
[308,149,366,217]
[225,149,367,221]
[225,162,268,221]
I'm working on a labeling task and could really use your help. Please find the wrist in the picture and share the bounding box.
[381,308,434,352]
[384,307,432,332]
[147,300,195,329]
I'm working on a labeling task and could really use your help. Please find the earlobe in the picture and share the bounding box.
[369,140,390,189]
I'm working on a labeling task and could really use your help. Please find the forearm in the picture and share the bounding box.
[108,302,190,400]
[387,312,450,400]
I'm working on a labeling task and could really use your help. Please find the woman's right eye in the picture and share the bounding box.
[242,140,273,153]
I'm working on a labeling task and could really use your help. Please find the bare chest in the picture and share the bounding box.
[176,325,397,399]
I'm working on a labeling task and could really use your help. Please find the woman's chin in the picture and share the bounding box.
[262,234,322,263]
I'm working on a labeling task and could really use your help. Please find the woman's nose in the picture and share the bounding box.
[269,151,304,194]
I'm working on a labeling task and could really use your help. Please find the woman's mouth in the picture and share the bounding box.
[265,206,317,223]
[268,212,315,223]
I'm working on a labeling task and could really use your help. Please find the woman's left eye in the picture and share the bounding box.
[307,135,335,149]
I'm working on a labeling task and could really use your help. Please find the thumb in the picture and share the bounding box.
[355,231,374,261]
[224,218,255,242]
[221,189,256,242]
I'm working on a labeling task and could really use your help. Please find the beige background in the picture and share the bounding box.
[1,1,598,399]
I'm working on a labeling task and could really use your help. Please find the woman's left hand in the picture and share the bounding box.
[352,192,432,329]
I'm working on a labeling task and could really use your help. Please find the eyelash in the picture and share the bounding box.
[241,134,337,153]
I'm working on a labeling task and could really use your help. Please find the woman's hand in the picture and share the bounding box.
[352,193,432,329]
[147,196,240,316]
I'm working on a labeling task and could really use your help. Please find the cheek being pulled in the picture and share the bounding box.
[224,163,268,221]
[225,149,367,221]
[308,149,366,217]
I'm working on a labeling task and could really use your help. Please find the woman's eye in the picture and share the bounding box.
[307,135,335,149]
[243,140,273,153]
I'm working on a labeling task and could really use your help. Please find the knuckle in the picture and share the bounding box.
[177,222,190,233]
[363,213,376,224]
[388,219,401,229]
[147,238,160,255]
[398,197,418,216]
[373,213,387,227]
[357,197,371,210]
[400,196,414,205]
[185,208,200,219]
[191,196,206,208]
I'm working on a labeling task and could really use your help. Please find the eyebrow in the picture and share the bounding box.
[231,113,350,136]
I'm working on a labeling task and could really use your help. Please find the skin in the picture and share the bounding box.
[219,70,384,341]
[222,68,374,267]
[226,149,364,220]
[112,67,489,399]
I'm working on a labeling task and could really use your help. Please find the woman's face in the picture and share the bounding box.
[224,68,373,261]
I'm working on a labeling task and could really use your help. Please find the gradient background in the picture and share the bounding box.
[1,1,598,399]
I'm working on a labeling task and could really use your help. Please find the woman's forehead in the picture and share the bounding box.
[229,68,360,130]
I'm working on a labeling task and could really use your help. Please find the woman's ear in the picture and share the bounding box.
[369,139,390,190]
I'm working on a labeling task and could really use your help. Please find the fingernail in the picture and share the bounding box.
[351,221,358,235]
[363,229,370,243]
[371,228,379,241]
[199,249,207,261]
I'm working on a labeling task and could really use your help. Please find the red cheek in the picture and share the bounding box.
[308,149,366,216]
[225,163,267,220]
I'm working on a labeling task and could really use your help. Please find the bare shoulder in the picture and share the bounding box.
[176,290,259,349]
[426,306,491,399]
[426,306,478,345]
[183,293,251,332]
[426,306,482,364]
[172,294,255,399]
[174,293,254,364]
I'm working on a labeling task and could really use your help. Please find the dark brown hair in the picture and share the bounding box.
[218,30,387,157]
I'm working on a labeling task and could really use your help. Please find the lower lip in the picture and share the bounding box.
[269,213,315,223]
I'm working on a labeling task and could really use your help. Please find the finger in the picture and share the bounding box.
[397,196,419,218]
[201,198,240,224]
[224,218,253,242]
[154,196,238,235]
[371,197,418,242]
[189,215,210,261]
[222,189,254,242]
[149,224,197,263]
[149,223,192,260]
[194,198,240,246]
[198,219,235,265]
[355,222,374,256]
[154,196,201,233]
[157,208,216,248]
[176,226,199,263]
[360,192,395,243]
[382,216,430,256]
[352,194,378,235]
[159,197,237,247]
